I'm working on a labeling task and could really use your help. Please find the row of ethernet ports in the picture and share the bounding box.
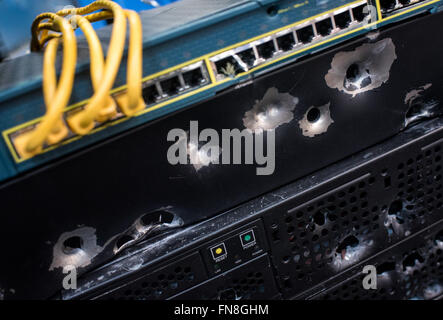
[10,62,211,159]
[141,62,210,105]
[211,2,371,79]
[380,0,433,15]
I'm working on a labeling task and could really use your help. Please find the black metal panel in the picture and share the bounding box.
[308,220,443,300]
[264,123,443,298]
[88,252,208,300]
[64,118,443,300]
[169,254,280,300]
[2,11,443,299]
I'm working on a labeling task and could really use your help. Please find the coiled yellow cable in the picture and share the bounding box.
[16,0,145,159]
[61,1,126,134]
[15,14,77,158]
[71,14,117,122]
[115,10,145,116]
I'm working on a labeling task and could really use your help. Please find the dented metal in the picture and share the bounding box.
[243,87,298,132]
[298,102,334,138]
[49,227,103,271]
[325,38,397,97]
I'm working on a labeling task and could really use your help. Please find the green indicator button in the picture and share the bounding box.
[240,230,256,248]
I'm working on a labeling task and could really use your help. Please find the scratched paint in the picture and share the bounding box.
[325,38,397,97]
[243,87,298,132]
[298,102,334,137]
[49,226,103,271]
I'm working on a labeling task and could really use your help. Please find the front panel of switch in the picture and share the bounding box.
[200,219,269,276]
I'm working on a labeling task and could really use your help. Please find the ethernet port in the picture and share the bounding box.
[352,4,369,21]
[296,25,314,44]
[142,84,159,105]
[257,40,276,59]
[215,56,242,77]
[183,68,206,88]
[380,0,397,12]
[277,32,296,52]
[315,18,333,37]
[160,76,181,97]
[334,10,352,29]
[237,48,256,68]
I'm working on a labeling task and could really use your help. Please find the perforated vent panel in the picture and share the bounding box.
[171,255,279,300]
[94,252,207,300]
[265,136,443,298]
[315,225,443,300]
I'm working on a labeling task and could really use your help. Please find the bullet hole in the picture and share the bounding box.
[336,235,359,254]
[299,103,334,137]
[402,252,424,271]
[406,101,425,119]
[388,199,403,216]
[140,210,174,226]
[219,288,239,300]
[325,38,397,97]
[307,107,321,123]
[313,210,326,226]
[50,227,103,271]
[346,63,360,81]
[115,235,135,251]
[344,63,372,91]
[63,236,83,254]
[377,261,396,275]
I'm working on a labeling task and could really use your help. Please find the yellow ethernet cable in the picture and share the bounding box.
[15,0,145,159]
[64,1,127,135]
[71,14,117,122]
[15,14,77,159]
[114,10,145,117]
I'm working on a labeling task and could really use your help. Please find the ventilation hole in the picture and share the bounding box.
[140,210,174,226]
[63,236,83,254]
[327,213,337,221]
[403,252,425,270]
[384,177,391,188]
[307,107,321,123]
[115,234,135,251]
[377,261,396,274]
